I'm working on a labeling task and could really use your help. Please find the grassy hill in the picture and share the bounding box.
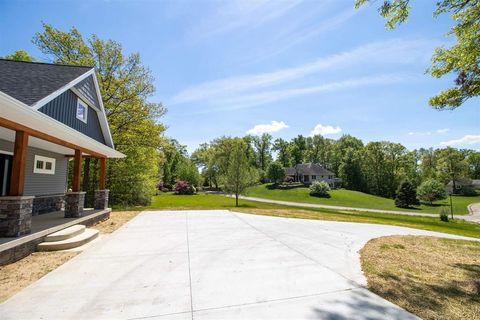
[246,184,480,215]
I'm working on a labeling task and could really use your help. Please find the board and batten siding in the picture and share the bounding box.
[0,139,68,196]
[39,89,106,144]
[74,75,101,110]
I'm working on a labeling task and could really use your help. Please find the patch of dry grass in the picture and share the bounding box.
[94,210,141,234]
[360,236,480,320]
[0,251,78,303]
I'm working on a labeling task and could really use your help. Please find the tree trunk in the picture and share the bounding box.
[235,192,239,207]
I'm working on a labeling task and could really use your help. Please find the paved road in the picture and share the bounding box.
[466,203,480,223]
[0,210,473,319]
[234,195,437,217]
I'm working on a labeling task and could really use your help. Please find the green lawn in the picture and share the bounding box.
[246,184,480,215]
[137,193,480,239]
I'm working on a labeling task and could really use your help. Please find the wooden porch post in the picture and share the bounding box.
[9,131,29,196]
[99,158,106,190]
[72,149,82,192]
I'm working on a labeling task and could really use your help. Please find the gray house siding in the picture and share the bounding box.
[0,139,68,196]
[74,75,101,109]
[39,89,106,144]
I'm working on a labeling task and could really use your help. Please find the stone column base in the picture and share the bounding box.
[94,190,109,210]
[64,192,86,218]
[0,196,34,237]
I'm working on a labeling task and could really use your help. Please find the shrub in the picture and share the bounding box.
[461,186,477,196]
[267,162,286,184]
[439,208,449,222]
[417,179,447,205]
[395,180,420,208]
[174,180,196,195]
[309,180,330,197]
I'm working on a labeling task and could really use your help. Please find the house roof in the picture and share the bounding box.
[0,59,93,106]
[446,178,480,186]
[285,163,334,176]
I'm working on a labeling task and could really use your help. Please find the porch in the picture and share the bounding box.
[0,208,110,265]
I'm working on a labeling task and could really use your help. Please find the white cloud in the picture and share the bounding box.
[408,132,415,136]
[440,135,480,147]
[246,120,289,135]
[171,39,434,105]
[310,124,342,136]
[436,128,449,133]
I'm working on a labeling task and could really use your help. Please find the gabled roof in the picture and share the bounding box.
[0,59,93,106]
[285,163,334,176]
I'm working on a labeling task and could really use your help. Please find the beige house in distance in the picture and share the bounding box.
[285,163,339,188]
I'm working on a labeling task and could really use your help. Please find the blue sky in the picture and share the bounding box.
[1,0,478,153]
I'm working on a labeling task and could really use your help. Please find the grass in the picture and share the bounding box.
[144,193,480,239]
[246,184,480,215]
[360,235,480,320]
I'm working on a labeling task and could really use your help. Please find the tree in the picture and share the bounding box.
[1,49,36,62]
[251,133,273,172]
[436,147,468,189]
[355,0,480,109]
[267,162,285,184]
[338,148,364,191]
[221,140,258,207]
[273,138,291,167]
[33,23,166,205]
[417,179,447,205]
[176,158,201,187]
[395,180,419,208]
[466,151,480,179]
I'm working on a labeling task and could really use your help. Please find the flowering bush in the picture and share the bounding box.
[309,180,330,197]
[174,180,196,195]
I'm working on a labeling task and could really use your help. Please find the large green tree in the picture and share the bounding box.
[436,147,468,189]
[355,0,480,109]
[33,23,166,205]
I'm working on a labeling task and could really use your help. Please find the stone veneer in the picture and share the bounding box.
[32,194,65,216]
[64,192,86,218]
[0,196,34,237]
[94,189,109,210]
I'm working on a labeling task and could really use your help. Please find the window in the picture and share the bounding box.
[311,175,316,180]
[33,155,56,175]
[76,98,88,123]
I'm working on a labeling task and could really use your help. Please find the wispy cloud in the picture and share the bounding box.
[171,39,434,105]
[408,128,450,136]
[188,0,303,41]
[246,120,289,135]
[436,128,449,133]
[440,135,480,147]
[310,124,341,136]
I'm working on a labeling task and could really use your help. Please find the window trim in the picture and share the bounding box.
[76,98,88,123]
[33,155,56,175]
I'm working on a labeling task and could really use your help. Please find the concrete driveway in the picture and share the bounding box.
[0,210,471,319]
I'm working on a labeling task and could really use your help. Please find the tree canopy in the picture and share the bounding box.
[355,0,480,109]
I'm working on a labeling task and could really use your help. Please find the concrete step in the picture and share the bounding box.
[37,228,99,252]
[44,225,86,242]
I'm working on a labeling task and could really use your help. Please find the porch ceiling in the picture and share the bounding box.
[0,126,73,155]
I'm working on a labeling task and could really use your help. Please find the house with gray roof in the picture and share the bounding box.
[0,59,124,238]
[285,163,340,188]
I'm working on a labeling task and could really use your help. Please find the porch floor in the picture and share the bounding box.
[0,209,110,252]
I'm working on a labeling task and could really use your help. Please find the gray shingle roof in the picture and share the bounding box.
[0,59,92,106]
[285,163,334,176]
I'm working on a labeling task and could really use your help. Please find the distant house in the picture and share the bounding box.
[446,178,480,194]
[285,163,339,188]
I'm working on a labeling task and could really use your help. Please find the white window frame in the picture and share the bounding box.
[33,155,56,175]
[76,98,88,123]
